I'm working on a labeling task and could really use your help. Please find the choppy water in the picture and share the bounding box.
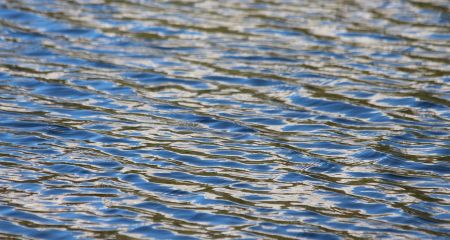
[0,0,449,239]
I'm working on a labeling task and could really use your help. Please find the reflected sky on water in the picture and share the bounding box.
[0,0,449,239]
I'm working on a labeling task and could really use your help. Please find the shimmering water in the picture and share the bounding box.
[0,0,449,239]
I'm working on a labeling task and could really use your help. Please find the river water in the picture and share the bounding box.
[0,0,449,239]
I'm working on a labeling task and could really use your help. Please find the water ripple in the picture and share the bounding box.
[1,0,449,239]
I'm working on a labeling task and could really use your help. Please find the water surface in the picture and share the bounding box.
[0,0,449,239]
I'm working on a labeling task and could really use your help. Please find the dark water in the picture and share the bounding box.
[0,0,449,239]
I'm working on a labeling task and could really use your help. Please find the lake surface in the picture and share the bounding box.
[0,0,449,239]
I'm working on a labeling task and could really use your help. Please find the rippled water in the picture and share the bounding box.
[1,0,449,239]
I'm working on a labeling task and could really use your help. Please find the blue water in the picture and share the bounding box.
[0,0,449,239]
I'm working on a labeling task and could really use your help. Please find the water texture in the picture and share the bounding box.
[0,0,449,239]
